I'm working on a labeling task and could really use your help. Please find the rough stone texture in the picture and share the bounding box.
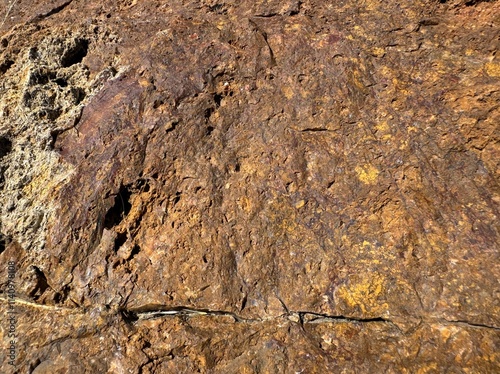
[0,0,499,372]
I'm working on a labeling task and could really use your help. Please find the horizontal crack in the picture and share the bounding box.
[443,319,500,331]
[287,126,335,133]
[124,306,393,326]
[300,128,330,132]
[297,311,389,324]
[122,306,500,331]
[122,305,256,323]
[2,298,498,331]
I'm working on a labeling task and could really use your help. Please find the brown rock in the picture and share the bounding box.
[0,0,499,372]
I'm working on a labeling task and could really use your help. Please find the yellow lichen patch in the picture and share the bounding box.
[375,121,389,133]
[237,196,253,213]
[380,65,392,76]
[282,86,294,99]
[371,47,385,57]
[364,0,379,11]
[295,200,306,209]
[439,326,454,342]
[138,77,151,88]
[485,62,500,77]
[352,70,366,90]
[215,20,227,31]
[355,164,379,184]
[416,363,438,374]
[374,121,391,140]
[284,23,302,32]
[336,273,388,315]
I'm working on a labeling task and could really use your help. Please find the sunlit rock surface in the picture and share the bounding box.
[0,0,499,372]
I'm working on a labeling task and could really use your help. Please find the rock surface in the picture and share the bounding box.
[0,0,499,372]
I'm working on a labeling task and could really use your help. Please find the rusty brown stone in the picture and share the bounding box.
[0,0,499,372]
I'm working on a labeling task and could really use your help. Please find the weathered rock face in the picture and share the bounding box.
[0,0,499,372]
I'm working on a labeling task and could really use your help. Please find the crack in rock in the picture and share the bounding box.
[3,297,499,331]
[29,0,74,23]
[118,305,500,331]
